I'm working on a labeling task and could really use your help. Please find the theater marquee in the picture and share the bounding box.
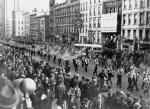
[101,13,118,33]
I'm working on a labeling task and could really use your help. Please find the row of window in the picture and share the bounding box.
[122,12,150,25]
[123,0,150,10]
[55,4,80,16]
[55,26,78,34]
[55,16,77,24]
[89,18,101,28]
[80,1,88,12]
[105,6,121,14]
[80,25,88,34]
[89,5,101,16]
[82,14,88,23]
[89,0,101,5]
[122,29,150,40]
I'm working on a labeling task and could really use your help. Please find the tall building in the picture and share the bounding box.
[50,0,81,43]
[49,0,55,39]
[29,9,47,39]
[121,0,150,50]
[88,0,103,44]
[36,15,50,42]
[0,0,5,38]
[14,0,24,10]
[101,0,122,49]
[5,0,14,38]
[23,12,30,37]
[79,0,89,43]
[12,10,25,37]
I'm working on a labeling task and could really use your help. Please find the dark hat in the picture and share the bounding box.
[0,77,19,109]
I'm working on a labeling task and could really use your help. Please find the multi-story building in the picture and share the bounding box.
[54,0,81,43]
[88,0,103,44]
[49,0,55,39]
[122,0,150,50]
[36,15,50,42]
[12,10,25,37]
[23,12,30,37]
[102,0,122,40]
[0,0,5,38]
[79,0,89,43]
[29,9,48,39]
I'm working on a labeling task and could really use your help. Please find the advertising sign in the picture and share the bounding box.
[101,13,118,33]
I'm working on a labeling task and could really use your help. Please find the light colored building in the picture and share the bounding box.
[12,10,25,37]
[54,0,81,43]
[88,0,103,44]
[0,0,5,38]
[79,0,89,43]
[121,0,150,50]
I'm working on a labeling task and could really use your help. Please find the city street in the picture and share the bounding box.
[1,0,150,109]
[33,54,150,109]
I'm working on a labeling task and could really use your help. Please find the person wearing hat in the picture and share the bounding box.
[55,79,67,106]
[0,77,19,109]
[81,98,90,109]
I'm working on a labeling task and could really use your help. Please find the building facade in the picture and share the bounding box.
[23,12,30,37]
[12,10,25,37]
[54,0,81,43]
[79,0,89,43]
[88,0,103,44]
[29,10,48,40]
[122,0,150,50]
[0,0,5,38]
[101,0,122,49]
[49,0,55,39]
[36,15,50,42]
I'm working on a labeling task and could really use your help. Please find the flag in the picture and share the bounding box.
[70,50,77,56]
[54,46,59,52]
[59,48,65,56]
[68,47,72,53]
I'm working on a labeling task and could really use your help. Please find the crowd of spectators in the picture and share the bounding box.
[0,43,150,109]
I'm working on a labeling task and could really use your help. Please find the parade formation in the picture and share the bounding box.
[0,40,149,109]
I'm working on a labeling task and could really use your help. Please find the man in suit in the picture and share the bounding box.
[55,79,67,106]
[90,93,105,109]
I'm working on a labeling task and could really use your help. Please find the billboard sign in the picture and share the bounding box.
[101,13,118,33]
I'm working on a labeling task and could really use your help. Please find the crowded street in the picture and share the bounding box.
[0,40,150,109]
[1,0,150,109]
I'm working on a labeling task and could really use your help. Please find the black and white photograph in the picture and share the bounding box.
[0,0,150,109]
